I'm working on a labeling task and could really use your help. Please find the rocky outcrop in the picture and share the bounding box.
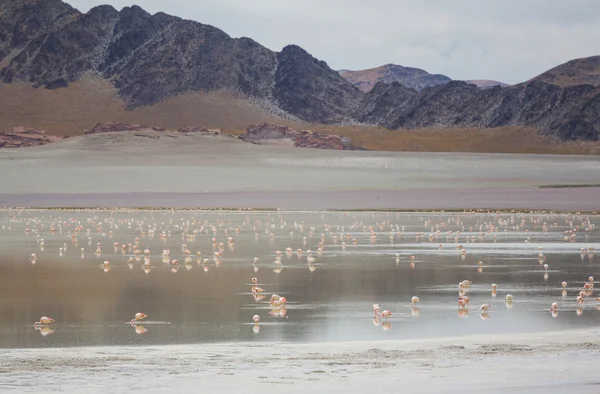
[84,122,164,134]
[84,122,223,135]
[177,126,222,135]
[0,127,63,147]
[240,123,360,150]
[340,64,451,92]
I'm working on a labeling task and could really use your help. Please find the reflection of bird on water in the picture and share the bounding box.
[268,306,287,317]
[133,325,147,335]
[411,307,420,317]
[35,325,55,337]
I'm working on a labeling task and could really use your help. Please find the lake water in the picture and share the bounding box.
[1,209,599,349]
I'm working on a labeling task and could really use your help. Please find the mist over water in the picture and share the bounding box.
[1,209,599,349]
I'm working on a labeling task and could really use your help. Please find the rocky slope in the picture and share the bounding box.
[354,80,600,141]
[532,56,600,87]
[339,64,451,92]
[0,0,360,123]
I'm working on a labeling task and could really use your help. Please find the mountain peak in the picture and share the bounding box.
[533,55,600,87]
[339,64,451,92]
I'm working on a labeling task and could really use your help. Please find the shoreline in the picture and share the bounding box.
[1,187,600,211]
[2,328,600,393]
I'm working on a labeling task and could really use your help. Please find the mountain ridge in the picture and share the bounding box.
[0,0,599,142]
[0,0,361,123]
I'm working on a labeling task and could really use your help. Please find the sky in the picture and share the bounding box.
[65,0,600,84]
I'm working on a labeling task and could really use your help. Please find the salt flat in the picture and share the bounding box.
[0,132,599,210]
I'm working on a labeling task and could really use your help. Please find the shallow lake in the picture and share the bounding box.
[0,209,598,348]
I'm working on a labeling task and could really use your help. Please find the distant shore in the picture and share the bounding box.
[1,187,600,212]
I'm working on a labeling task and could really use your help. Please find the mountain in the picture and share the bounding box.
[532,56,600,87]
[339,64,451,92]
[0,0,360,124]
[0,0,598,143]
[353,79,600,141]
[465,80,510,89]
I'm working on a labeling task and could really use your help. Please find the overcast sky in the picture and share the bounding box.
[65,0,600,84]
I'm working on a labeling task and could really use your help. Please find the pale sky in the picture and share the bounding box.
[65,0,600,84]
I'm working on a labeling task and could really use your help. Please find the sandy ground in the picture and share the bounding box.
[1,328,599,393]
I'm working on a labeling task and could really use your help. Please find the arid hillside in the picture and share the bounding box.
[533,56,600,87]
[0,75,295,136]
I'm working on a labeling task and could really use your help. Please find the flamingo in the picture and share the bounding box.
[373,304,381,318]
[411,296,420,307]
[34,316,55,326]
[251,277,264,294]
[131,312,147,324]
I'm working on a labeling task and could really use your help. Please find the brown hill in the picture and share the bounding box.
[0,75,295,136]
[533,56,600,87]
[339,64,451,92]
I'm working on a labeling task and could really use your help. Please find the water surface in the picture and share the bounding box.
[0,209,599,348]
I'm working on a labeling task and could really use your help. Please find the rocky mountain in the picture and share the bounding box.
[353,80,600,141]
[465,80,510,89]
[339,64,451,92]
[0,0,598,142]
[0,0,360,123]
[532,56,600,87]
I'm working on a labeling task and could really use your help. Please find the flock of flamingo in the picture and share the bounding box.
[2,209,598,338]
